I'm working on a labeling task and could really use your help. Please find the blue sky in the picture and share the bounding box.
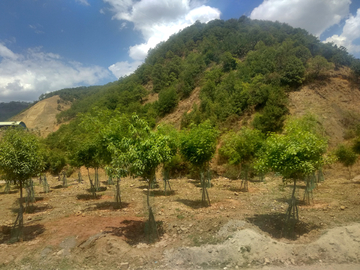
[0,0,359,102]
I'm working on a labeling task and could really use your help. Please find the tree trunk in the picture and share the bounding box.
[115,177,121,209]
[12,181,24,241]
[87,168,96,198]
[200,168,211,206]
[285,178,299,235]
[146,170,158,241]
[94,167,100,191]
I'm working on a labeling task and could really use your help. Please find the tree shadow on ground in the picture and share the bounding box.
[16,197,44,204]
[186,179,213,188]
[87,201,130,211]
[51,185,64,189]
[0,190,18,195]
[76,194,102,200]
[343,181,360,185]
[101,181,116,186]
[275,197,292,203]
[175,199,210,209]
[137,183,160,190]
[11,204,52,214]
[246,213,321,240]
[229,186,248,192]
[39,190,53,194]
[86,186,107,193]
[104,219,164,245]
[0,224,45,244]
[142,189,176,197]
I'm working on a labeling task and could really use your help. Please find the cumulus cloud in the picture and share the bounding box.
[108,60,143,79]
[250,0,350,37]
[325,8,360,57]
[103,0,221,77]
[0,44,111,102]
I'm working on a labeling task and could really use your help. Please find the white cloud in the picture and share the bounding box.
[0,43,19,60]
[108,61,143,79]
[250,0,350,37]
[103,0,220,77]
[76,0,90,6]
[0,44,111,102]
[29,24,44,34]
[325,8,360,57]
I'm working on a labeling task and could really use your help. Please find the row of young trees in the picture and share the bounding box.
[0,112,333,240]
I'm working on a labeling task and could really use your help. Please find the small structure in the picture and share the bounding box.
[0,121,27,129]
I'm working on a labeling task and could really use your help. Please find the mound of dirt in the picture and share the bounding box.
[164,222,360,269]
[11,95,70,137]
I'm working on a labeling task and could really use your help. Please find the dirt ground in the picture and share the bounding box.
[0,162,360,270]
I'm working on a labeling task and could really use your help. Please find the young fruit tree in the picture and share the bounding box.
[71,109,113,197]
[104,113,132,209]
[110,115,172,240]
[219,127,264,191]
[256,117,328,228]
[0,128,44,240]
[180,120,218,206]
[156,124,179,195]
[335,144,358,179]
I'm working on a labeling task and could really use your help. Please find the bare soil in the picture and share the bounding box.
[0,162,360,269]
[11,95,70,137]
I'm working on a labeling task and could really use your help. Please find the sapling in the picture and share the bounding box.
[106,171,114,185]
[114,177,121,209]
[43,174,49,193]
[335,144,358,179]
[219,128,264,192]
[94,167,100,191]
[87,168,96,198]
[317,168,325,183]
[303,172,316,205]
[78,171,82,183]
[25,178,36,211]
[162,169,172,196]
[256,116,327,231]
[4,180,11,194]
[0,128,44,241]
[62,170,68,187]
[180,121,218,206]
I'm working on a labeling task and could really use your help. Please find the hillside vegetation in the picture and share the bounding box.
[36,17,360,183]
[43,17,360,156]
[0,101,32,121]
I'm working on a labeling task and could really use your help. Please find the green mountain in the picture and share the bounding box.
[43,17,359,149]
[0,101,32,121]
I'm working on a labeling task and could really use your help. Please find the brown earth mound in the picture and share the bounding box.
[11,95,70,137]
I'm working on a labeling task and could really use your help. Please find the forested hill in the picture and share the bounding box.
[45,16,360,145]
[0,101,32,121]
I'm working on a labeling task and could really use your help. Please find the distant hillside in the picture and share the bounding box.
[0,101,32,121]
[11,95,71,137]
[16,17,357,153]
